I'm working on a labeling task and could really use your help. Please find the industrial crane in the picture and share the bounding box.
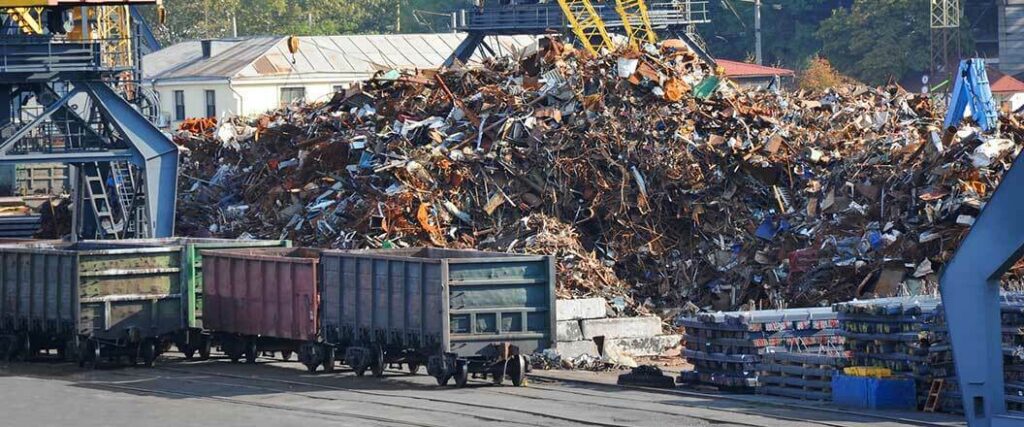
[0,0,176,239]
[445,0,712,65]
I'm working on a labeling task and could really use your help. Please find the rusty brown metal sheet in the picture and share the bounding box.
[202,248,320,341]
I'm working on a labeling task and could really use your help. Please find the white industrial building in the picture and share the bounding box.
[143,34,536,128]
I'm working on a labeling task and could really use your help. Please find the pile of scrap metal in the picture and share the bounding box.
[174,35,1024,315]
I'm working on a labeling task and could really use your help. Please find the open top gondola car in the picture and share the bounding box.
[97,237,291,359]
[0,241,185,366]
[320,248,556,387]
[201,247,334,371]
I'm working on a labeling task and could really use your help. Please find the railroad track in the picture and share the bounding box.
[147,365,639,427]
[150,360,864,427]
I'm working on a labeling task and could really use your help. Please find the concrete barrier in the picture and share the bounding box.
[581,316,661,340]
[556,298,607,321]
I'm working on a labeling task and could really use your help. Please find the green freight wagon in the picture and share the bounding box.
[321,248,556,387]
[98,238,291,358]
[0,242,185,366]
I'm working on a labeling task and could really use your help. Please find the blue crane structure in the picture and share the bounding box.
[0,0,176,239]
[445,0,715,67]
[940,58,1024,427]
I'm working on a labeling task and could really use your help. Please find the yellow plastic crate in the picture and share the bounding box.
[844,367,892,378]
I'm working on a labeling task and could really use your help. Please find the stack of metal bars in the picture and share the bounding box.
[927,294,1024,414]
[677,307,842,391]
[758,350,849,401]
[833,296,942,409]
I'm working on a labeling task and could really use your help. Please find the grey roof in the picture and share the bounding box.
[144,33,538,82]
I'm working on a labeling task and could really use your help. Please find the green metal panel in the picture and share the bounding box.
[0,242,183,341]
[96,238,291,329]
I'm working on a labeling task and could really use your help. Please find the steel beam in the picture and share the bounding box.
[80,81,176,238]
[940,144,1024,425]
[0,87,79,155]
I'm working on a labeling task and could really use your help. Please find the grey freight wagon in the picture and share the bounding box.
[0,241,185,366]
[321,248,556,387]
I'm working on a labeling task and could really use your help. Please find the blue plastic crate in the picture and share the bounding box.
[832,374,916,410]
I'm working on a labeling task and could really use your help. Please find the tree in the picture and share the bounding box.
[142,0,408,46]
[816,0,929,85]
[697,0,839,72]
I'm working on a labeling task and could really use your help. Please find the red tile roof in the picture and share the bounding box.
[987,67,1024,94]
[716,59,795,78]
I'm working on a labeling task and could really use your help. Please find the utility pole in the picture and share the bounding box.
[754,0,762,65]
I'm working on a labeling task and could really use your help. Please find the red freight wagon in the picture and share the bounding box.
[202,248,334,372]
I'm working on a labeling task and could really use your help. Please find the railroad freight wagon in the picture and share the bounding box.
[202,248,334,372]
[320,248,556,387]
[0,242,185,366]
[98,238,291,359]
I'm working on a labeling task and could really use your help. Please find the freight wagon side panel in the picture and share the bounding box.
[446,256,556,356]
[77,248,183,340]
[203,249,318,341]
[320,254,445,348]
[0,250,76,332]
[185,239,291,328]
[97,238,292,329]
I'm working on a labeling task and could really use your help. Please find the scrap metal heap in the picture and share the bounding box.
[174,36,1024,314]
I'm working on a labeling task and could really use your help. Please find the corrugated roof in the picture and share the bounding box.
[716,59,795,78]
[145,34,538,82]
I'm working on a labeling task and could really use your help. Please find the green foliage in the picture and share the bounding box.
[143,0,425,46]
[816,0,930,85]
[697,0,835,72]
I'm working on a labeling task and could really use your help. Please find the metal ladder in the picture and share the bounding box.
[923,378,945,412]
[110,161,138,235]
[82,163,124,239]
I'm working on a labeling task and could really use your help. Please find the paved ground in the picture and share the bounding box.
[0,353,965,427]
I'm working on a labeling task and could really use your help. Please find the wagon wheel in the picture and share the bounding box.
[198,337,212,361]
[245,340,258,364]
[491,361,505,385]
[18,334,33,362]
[370,345,385,378]
[454,362,469,388]
[141,340,158,368]
[322,346,336,373]
[435,374,451,386]
[281,350,293,361]
[510,355,528,387]
[407,362,421,375]
[180,343,196,360]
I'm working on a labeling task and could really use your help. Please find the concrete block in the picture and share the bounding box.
[557,320,584,341]
[581,316,662,340]
[556,298,606,321]
[555,340,600,359]
[603,335,683,357]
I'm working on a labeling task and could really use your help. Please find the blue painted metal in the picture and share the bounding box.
[446,1,709,67]
[129,6,161,55]
[939,57,1024,427]
[81,82,177,238]
[944,58,999,132]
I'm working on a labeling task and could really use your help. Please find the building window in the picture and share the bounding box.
[205,90,216,118]
[174,90,185,121]
[280,87,306,106]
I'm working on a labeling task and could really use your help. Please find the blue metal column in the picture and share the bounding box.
[81,82,178,238]
[941,149,1024,425]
